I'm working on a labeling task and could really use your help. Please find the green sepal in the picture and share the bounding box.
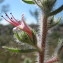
[14,30,37,47]
[14,31,33,45]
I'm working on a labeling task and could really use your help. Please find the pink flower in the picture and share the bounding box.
[1,13,32,38]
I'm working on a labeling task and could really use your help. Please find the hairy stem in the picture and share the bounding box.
[39,15,48,63]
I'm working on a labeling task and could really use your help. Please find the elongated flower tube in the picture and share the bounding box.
[17,19,32,38]
[2,13,37,47]
[1,13,33,38]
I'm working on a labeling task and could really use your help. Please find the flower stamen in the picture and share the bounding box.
[1,15,17,26]
[10,13,18,22]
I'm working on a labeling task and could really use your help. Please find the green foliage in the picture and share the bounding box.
[14,29,37,47]
[38,0,56,15]
[22,0,35,4]
[48,16,61,29]
[0,24,36,62]
[2,46,38,53]
[48,5,63,16]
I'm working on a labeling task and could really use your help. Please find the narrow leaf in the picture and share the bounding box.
[2,46,38,53]
[49,18,61,29]
[22,0,35,4]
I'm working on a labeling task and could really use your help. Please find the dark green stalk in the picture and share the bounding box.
[48,5,63,16]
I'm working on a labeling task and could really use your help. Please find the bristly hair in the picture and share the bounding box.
[34,0,57,15]
[41,0,56,14]
[37,11,43,48]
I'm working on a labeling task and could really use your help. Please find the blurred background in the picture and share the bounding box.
[0,0,63,63]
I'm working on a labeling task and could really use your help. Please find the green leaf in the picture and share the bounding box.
[2,46,38,53]
[49,18,61,28]
[22,0,35,4]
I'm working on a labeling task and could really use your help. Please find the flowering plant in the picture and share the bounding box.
[1,0,63,63]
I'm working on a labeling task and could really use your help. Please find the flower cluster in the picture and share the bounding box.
[1,13,32,38]
[1,13,37,47]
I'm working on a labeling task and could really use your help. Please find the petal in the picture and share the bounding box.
[13,27,20,32]
[17,21,32,38]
